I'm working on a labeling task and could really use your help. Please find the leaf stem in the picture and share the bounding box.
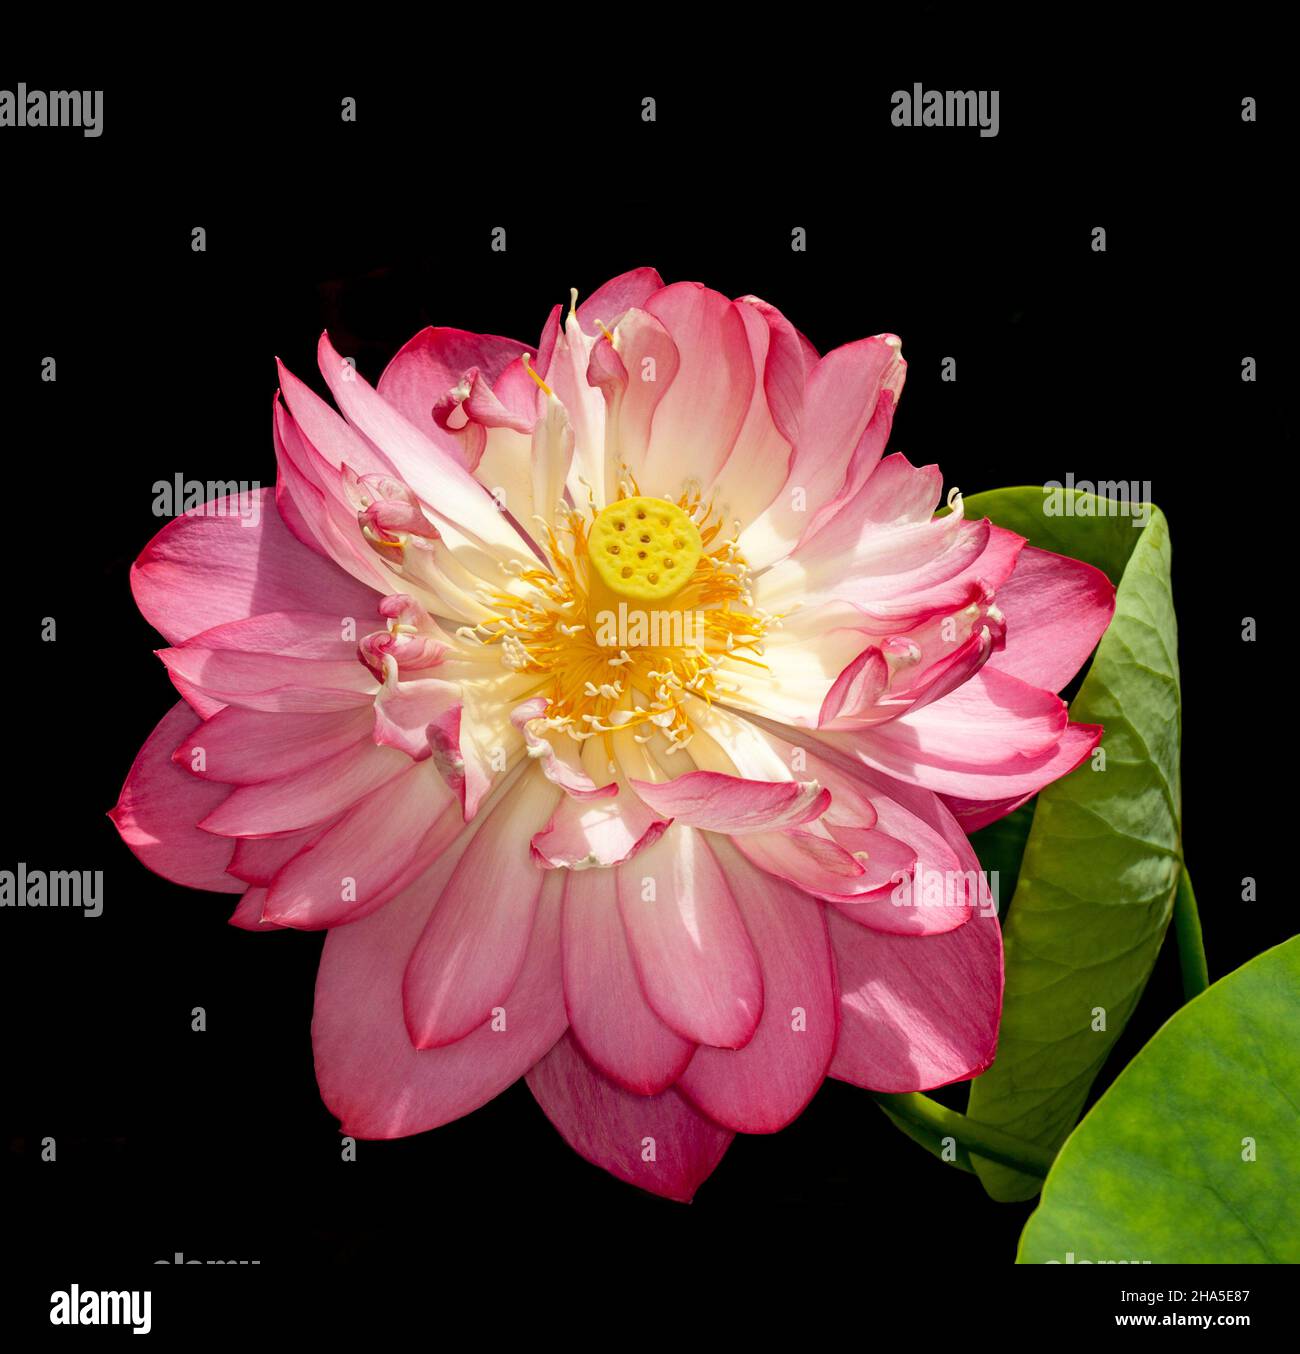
[871,1091,1056,1178]
[1172,866,1209,1000]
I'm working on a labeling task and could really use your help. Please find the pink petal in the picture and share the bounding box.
[589,307,678,487]
[792,521,1018,648]
[131,489,378,646]
[562,868,694,1095]
[853,668,1102,801]
[530,787,667,869]
[372,671,461,762]
[176,707,371,785]
[821,827,967,937]
[988,545,1116,693]
[676,841,837,1132]
[861,664,1066,765]
[704,300,797,533]
[511,699,616,800]
[765,508,992,615]
[745,741,985,935]
[734,828,867,897]
[628,770,829,834]
[741,336,905,568]
[277,356,395,479]
[575,267,665,333]
[159,612,376,718]
[313,852,565,1139]
[732,294,811,448]
[198,740,409,837]
[795,335,906,539]
[937,724,1102,831]
[641,282,754,490]
[616,827,763,1049]
[848,451,943,525]
[526,1032,732,1202]
[109,702,245,893]
[818,644,890,728]
[542,314,608,499]
[403,769,560,1048]
[228,823,336,886]
[262,766,459,928]
[228,887,282,931]
[377,326,530,451]
[273,464,330,560]
[272,396,397,594]
[828,905,1003,1091]
[316,332,533,565]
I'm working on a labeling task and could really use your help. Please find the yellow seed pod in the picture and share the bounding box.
[588,496,703,601]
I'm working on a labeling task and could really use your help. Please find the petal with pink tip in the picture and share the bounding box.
[848,451,944,525]
[616,827,763,1049]
[704,300,796,534]
[228,823,336,886]
[228,887,282,931]
[575,267,665,334]
[828,905,1003,1091]
[526,1032,732,1203]
[938,725,1104,831]
[676,841,837,1133]
[542,314,608,502]
[109,702,245,894]
[821,828,968,937]
[316,332,533,566]
[641,282,754,492]
[403,768,560,1048]
[562,869,694,1095]
[176,706,371,786]
[372,668,461,762]
[852,669,1102,800]
[796,336,906,536]
[313,852,566,1139]
[274,463,330,561]
[628,771,829,835]
[735,826,867,892]
[263,765,459,928]
[530,786,667,869]
[757,506,990,615]
[198,740,409,837]
[157,609,377,720]
[277,358,395,480]
[740,335,905,568]
[818,644,889,728]
[988,545,1115,693]
[131,490,379,646]
[732,294,811,448]
[273,398,399,594]
[591,307,679,491]
[377,326,530,452]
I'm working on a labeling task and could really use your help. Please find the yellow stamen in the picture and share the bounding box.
[521,352,553,397]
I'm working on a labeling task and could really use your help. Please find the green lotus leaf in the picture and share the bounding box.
[1018,938,1300,1263]
[963,488,1181,1201]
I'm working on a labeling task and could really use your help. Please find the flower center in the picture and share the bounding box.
[587,495,703,602]
[469,485,774,753]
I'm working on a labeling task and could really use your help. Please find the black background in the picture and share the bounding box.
[0,52,1280,1308]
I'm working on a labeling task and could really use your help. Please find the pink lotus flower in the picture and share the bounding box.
[112,269,1114,1200]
